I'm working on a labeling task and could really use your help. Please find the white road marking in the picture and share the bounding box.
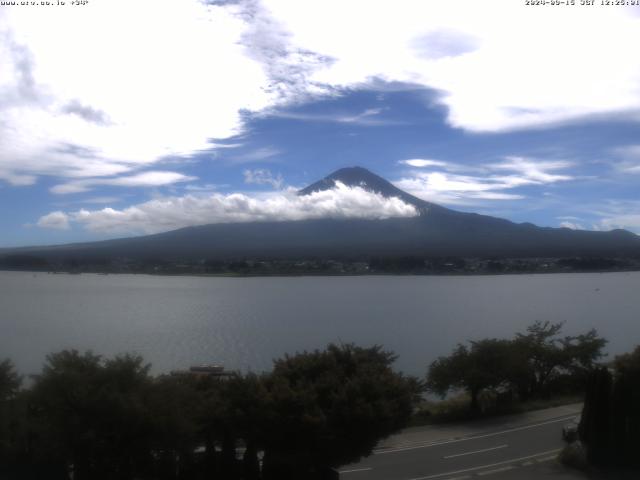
[406,448,562,480]
[339,467,373,474]
[443,444,508,459]
[375,415,577,455]
[535,455,557,463]
[477,465,515,476]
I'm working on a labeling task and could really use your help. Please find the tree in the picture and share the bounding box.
[261,344,420,479]
[613,345,640,376]
[194,373,269,480]
[0,359,23,466]
[0,359,21,402]
[514,321,606,398]
[580,347,640,468]
[29,350,156,480]
[427,339,515,413]
[513,321,566,398]
[561,329,608,378]
[219,374,269,480]
[427,322,607,413]
[610,346,640,467]
[147,373,210,479]
[580,366,613,466]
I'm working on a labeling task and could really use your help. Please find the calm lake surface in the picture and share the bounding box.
[1,271,639,377]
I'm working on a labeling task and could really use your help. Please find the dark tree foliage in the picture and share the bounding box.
[427,321,607,412]
[261,344,421,479]
[192,373,271,480]
[561,329,609,377]
[0,359,21,401]
[220,374,269,479]
[28,351,156,480]
[427,339,515,412]
[580,367,613,465]
[0,359,23,470]
[581,346,640,468]
[557,257,619,271]
[369,256,426,273]
[144,374,209,479]
[512,321,605,398]
[0,255,49,269]
[1,345,417,480]
[513,321,565,395]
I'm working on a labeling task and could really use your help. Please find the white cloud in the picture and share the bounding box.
[36,211,69,230]
[487,157,574,185]
[234,0,335,103]
[399,159,448,168]
[0,0,275,187]
[4,0,640,194]
[0,169,36,186]
[394,172,525,205]
[261,0,640,131]
[598,214,640,233]
[394,156,574,205]
[37,182,418,234]
[184,183,228,193]
[411,29,479,60]
[620,165,640,174]
[570,199,640,234]
[243,168,284,189]
[611,145,640,173]
[559,221,584,230]
[612,145,640,159]
[80,197,124,205]
[590,200,640,234]
[230,146,282,163]
[270,107,398,125]
[50,171,196,194]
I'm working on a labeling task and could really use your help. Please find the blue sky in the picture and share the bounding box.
[1,0,640,247]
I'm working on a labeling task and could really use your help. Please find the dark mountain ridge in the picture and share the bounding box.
[3,167,639,263]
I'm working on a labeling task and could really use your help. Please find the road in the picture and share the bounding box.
[338,404,584,480]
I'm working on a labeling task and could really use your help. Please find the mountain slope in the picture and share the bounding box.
[3,167,640,261]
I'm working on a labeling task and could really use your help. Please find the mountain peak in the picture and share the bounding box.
[299,166,386,193]
[298,166,432,212]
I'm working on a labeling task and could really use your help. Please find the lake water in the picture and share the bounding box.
[1,271,639,377]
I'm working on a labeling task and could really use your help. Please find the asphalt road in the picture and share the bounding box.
[339,407,583,480]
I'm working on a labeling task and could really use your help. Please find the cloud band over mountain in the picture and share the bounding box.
[37,182,418,234]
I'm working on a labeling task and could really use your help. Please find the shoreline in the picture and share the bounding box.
[2,267,640,278]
